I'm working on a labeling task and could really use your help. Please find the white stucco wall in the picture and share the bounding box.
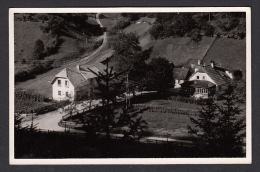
[52,78,75,101]
[174,79,185,88]
[189,72,217,86]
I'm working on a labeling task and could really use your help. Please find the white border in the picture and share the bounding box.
[9,7,251,165]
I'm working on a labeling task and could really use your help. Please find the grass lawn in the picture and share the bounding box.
[134,99,246,140]
[140,110,195,139]
[135,99,200,139]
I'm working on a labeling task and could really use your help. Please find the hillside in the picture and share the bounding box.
[120,15,246,71]
[203,38,246,74]
[14,21,53,62]
[14,13,104,83]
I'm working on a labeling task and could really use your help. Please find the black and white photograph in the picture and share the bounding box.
[9,8,251,164]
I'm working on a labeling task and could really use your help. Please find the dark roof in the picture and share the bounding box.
[173,68,189,80]
[51,67,89,89]
[66,68,89,88]
[196,65,229,86]
[182,59,199,68]
[181,80,216,88]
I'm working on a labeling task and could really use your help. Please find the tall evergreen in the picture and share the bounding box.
[188,84,246,157]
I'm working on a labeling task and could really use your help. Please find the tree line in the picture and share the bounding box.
[149,12,246,41]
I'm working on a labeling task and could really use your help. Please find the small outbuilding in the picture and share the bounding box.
[172,67,190,88]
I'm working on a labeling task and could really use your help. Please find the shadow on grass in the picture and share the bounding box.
[15,130,202,158]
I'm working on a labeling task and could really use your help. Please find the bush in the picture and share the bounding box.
[114,19,131,30]
[92,39,103,50]
[15,61,54,83]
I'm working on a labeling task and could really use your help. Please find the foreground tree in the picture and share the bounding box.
[88,61,147,140]
[215,84,246,157]
[188,99,219,156]
[188,84,246,157]
[88,62,125,139]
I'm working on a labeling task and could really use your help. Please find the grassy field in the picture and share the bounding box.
[146,37,216,65]
[203,38,246,75]
[120,17,217,66]
[120,15,246,71]
[134,99,200,139]
[140,110,194,139]
[14,21,53,61]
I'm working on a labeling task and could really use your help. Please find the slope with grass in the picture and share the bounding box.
[121,17,216,66]
[121,15,245,70]
[15,13,109,98]
[14,13,104,76]
[203,38,246,74]
[14,21,52,62]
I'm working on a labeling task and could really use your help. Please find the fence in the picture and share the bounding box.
[132,104,200,116]
[62,104,100,121]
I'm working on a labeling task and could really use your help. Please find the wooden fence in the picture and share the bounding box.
[133,104,200,116]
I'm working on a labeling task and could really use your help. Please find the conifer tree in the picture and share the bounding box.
[188,99,219,156]
[188,84,246,157]
[215,84,246,157]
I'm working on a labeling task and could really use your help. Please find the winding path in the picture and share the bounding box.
[16,13,109,97]
[20,13,108,132]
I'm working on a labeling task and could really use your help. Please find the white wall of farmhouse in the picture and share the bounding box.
[174,79,184,88]
[189,72,217,85]
[52,78,75,101]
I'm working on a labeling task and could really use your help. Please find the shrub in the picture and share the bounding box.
[114,19,131,30]
[92,39,103,50]
[15,61,54,83]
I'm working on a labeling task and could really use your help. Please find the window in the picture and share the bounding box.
[58,80,61,86]
[203,76,205,80]
[58,91,61,95]
[65,81,69,87]
[66,92,69,97]
[197,76,199,79]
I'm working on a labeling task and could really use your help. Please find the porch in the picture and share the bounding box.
[181,80,216,99]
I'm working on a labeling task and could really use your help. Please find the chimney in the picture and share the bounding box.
[198,60,201,65]
[225,70,233,79]
[210,61,215,68]
[76,65,80,72]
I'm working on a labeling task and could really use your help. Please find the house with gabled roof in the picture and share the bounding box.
[51,63,106,101]
[180,60,233,99]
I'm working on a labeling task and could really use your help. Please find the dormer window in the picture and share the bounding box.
[65,81,69,88]
[197,76,199,79]
[58,80,61,87]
